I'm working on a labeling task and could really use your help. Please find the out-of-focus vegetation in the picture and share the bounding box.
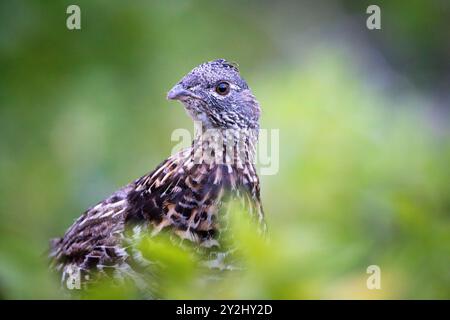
[0,0,449,299]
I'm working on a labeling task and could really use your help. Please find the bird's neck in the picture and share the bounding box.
[191,124,258,167]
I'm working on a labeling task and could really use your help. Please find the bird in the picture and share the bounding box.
[49,59,266,294]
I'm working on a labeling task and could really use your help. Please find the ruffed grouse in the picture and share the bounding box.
[50,59,265,292]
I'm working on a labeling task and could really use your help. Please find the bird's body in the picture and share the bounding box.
[50,59,265,291]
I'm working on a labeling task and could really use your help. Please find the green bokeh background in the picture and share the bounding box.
[0,0,449,299]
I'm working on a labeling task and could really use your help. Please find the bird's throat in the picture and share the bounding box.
[191,125,258,167]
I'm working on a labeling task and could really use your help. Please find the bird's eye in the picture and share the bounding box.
[215,82,231,95]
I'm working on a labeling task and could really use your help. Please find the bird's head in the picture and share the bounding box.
[167,59,260,130]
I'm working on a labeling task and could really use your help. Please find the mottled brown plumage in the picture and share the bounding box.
[50,59,265,291]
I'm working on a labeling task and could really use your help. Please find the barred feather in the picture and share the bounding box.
[49,59,265,292]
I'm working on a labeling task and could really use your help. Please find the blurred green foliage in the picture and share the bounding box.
[0,0,449,299]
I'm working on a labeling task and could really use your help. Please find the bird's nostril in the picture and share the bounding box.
[167,84,185,100]
[167,84,200,100]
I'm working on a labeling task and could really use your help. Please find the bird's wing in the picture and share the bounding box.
[126,148,225,247]
[49,185,133,271]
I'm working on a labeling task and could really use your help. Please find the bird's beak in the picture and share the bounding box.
[167,84,200,101]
